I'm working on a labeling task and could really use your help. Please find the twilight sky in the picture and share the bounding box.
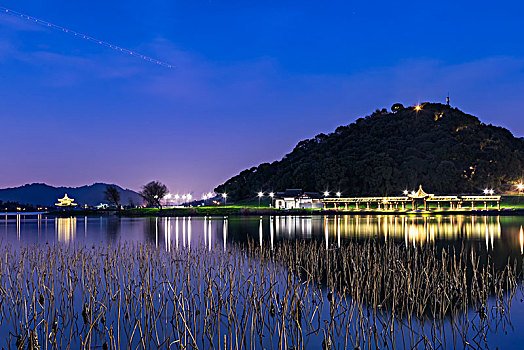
[1,0,524,196]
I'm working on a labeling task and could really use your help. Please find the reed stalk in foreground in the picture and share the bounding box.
[0,239,521,349]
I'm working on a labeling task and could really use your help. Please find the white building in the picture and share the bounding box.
[273,189,323,209]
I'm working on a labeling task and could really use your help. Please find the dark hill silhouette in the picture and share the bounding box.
[0,183,142,207]
[215,103,524,200]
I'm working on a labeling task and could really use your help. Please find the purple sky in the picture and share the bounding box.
[1,1,524,197]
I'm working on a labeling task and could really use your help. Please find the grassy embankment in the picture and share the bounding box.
[45,195,524,217]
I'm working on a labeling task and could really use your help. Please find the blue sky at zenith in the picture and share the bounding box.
[1,0,523,195]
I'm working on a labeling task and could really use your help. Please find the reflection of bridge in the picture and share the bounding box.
[321,215,501,247]
[323,186,501,211]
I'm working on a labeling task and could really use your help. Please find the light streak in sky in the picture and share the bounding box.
[0,6,174,68]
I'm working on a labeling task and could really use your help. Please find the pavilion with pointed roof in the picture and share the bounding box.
[55,194,78,207]
[407,185,434,209]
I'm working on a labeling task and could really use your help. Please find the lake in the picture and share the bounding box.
[1,214,524,349]
[3,214,523,250]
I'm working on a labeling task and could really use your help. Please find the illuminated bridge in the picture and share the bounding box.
[323,186,501,211]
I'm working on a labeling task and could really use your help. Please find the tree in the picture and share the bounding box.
[391,103,404,112]
[104,185,121,208]
[140,181,168,208]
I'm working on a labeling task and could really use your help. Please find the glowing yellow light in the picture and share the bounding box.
[519,226,524,254]
[517,183,524,191]
[55,194,78,207]
[414,105,422,111]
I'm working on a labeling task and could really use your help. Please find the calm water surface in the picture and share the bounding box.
[2,214,523,252]
[1,214,524,348]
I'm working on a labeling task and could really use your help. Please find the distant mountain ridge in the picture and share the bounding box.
[0,183,142,206]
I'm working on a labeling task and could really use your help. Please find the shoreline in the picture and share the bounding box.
[37,207,524,218]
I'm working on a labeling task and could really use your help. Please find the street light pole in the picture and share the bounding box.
[258,192,264,207]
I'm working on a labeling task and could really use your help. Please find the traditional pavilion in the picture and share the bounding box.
[322,185,501,211]
[55,194,78,207]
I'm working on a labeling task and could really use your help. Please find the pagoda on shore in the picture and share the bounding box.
[407,185,433,210]
[55,194,78,207]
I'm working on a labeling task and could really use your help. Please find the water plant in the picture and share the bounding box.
[0,239,520,349]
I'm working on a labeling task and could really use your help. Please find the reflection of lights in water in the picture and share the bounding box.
[204,217,207,246]
[519,226,524,254]
[337,216,341,248]
[188,217,191,250]
[223,218,228,251]
[175,217,179,249]
[259,217,263,248]
[16,214,21,240]
[155,217,158,247]
[324,217,328,250]
[182,217,186,248]
[270,217,274,250]
[318,215,502,247]
[208,218,211,251]
[165,218,171,252]
[56,217,76,243]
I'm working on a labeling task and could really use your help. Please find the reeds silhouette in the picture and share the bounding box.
[0,239,520,349]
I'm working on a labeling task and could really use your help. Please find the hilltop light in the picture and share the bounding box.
[323,191,330,197]
[415,105,422,111]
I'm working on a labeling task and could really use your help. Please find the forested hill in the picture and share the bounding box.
[215,103,524,200]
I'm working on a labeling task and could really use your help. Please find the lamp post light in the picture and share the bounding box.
[403,190,409,196]
[222,193,227,206]
[336,192,341,198]
[483,188,489,195]
[323,191,329,197]
[269,192,274,208]
[164,193,172,207]
[258,192,264,207]
[489,189,494,195]
[517,183,524,195]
